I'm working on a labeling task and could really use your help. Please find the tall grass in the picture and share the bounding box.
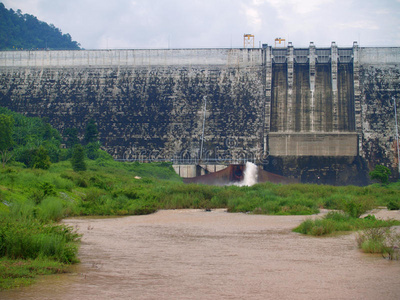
[0,215,80,263]
[2,162,400,220]
[293,212,400,236]
[356,227,400,259]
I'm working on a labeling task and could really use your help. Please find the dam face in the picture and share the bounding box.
[0,43,399,184]
[267,44,358,157]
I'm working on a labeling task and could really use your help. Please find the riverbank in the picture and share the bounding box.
[2,209,400,300]
[1,160,400,291]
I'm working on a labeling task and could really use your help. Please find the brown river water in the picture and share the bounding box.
[1,209,400,300]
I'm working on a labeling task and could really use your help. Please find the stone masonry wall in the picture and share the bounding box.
[0,49,266,161]
[359,52,400,174]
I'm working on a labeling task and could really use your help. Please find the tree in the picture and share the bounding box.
[64,127,79,149]
[0,114,14,167]
[86,141,100,160]
[84,119,98,145]
[0,3,81,50]
[369,165,391,184]
[71,144,86,171]
[31,146,51,169]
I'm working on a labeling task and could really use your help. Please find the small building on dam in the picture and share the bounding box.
[0,42,399,185]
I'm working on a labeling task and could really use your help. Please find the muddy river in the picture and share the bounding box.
[2,209,400,299]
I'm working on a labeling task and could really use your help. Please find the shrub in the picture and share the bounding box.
[356,227,400,259]
[387,199,400,210]
[369,165,391,184]
[340,196,374,218]
[19,146,52,169]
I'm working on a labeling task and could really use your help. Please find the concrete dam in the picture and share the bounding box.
[0,42,399,185]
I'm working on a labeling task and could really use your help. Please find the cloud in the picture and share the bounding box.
[2,0,400,49]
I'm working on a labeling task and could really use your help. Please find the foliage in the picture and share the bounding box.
[31,146,52,169]
[387,199,400,210]
[340,197,374,218]
[0,257,67,290]
[0,114,14,151]
[369,165,391,184]
[0,3,81,50]
[356,227,400,259]
[64,127,79,149]
[0,114,14,167]
[18,146,52,169]
[293,212,400,236]
[71,144,86,172]
[0,216,81,263]
[0,106,62,167]
[84,119,99,145]
[86,141,101,160]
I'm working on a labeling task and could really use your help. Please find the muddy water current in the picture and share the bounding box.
[2,209,400,299]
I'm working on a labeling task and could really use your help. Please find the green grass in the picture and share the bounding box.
[0,216,81,263]
[0,257,67,290]
[293,212,400,236]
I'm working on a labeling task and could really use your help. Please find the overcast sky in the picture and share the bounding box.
[2,0,400,49]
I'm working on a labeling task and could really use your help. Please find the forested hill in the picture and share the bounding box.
[0,2,81,50]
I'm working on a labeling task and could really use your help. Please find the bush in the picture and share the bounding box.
[387,199,400,210]
[369,165,391,184]
[18,146,52,169]
[340,196,374,218]
[356,227,400,259]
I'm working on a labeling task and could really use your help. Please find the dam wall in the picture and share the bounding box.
[0,44,399,183]
[0,49,266,161]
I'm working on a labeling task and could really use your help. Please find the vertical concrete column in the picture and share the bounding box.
[287,42,294,132]
[309,42,316,132]
[353,41,362,155]
[331,42,339,131]
[263,44,273,156]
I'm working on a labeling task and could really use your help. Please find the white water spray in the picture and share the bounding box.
[235,162,258,186]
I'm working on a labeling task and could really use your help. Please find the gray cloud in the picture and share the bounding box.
[2,0,400,49]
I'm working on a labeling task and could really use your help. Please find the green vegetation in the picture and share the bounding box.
[369,165,391,185]
[356,227,400,260]
[71,144,87,172]
[0,3,81,50]
[0,258,68,290]
[0,106,63,169]
[1,106,400,289]
[293,212,399,236]
[0,114,14,167]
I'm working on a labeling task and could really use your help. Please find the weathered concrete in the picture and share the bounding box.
[268,132,358,156]
[0,45,399,183]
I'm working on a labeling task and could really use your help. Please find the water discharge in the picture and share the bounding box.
[1,209,400,300]
[234,162,258,186]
